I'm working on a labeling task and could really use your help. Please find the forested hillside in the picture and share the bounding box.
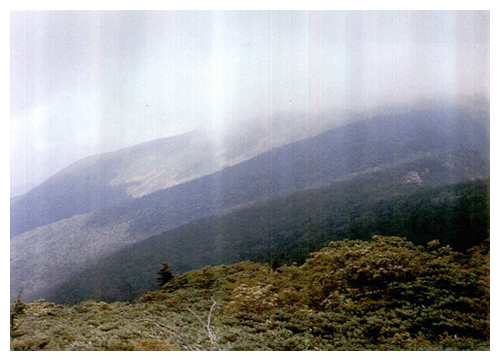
[47,177,489,304]
[11,103,490,303]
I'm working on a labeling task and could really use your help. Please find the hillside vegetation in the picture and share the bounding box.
[11,102,489,303]
[49,178,489,304]
[11,236,489,351]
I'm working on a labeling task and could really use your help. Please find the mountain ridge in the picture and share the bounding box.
[10,98,489,238]
[10,100,489,302]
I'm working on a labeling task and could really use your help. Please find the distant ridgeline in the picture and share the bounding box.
[48,177,489,304]
[11,99,489,304]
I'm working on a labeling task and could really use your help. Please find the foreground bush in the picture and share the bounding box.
[11,236,489,350]
[300,236,489,347]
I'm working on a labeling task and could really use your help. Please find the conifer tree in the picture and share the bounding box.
[157,262,173,287]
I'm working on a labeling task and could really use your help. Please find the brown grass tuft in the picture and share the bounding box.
[133,339,180,351]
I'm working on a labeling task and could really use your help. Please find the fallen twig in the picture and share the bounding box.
[186,297,218,348]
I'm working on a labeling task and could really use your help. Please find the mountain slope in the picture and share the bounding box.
[46,175,489,304]
[10,101,489,302]
[10,97,489,239]
[10,130,220,237]
[10,108,348,238]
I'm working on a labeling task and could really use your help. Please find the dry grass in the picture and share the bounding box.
[133,339,180,351]
[10,295,221,351]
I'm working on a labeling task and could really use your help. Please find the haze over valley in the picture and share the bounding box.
[10,97,489,302]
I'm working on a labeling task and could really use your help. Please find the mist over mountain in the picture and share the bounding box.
[10,107,349,238]
[10,131,214,237]
[11,11,489,197]
[10,99,489,302]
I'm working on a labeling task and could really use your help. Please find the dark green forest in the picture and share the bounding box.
[48,176,489,304]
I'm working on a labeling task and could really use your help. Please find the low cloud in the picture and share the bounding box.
[10,10,489,194]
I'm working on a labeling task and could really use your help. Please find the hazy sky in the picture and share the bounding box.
[10,10,489,195]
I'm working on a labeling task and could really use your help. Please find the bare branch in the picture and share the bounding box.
[139,298,219,351]
[186,298,218,349]
[138,319,195,351]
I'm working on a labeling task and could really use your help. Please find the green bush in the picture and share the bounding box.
[12,235,489,350]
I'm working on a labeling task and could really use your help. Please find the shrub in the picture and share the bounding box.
[10,235,489,350]
[227,283,278,314]
[302,236,489,343]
